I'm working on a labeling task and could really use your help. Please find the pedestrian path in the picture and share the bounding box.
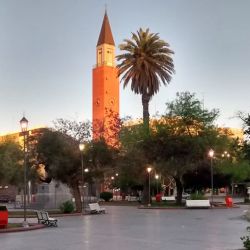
[0,206,248,250]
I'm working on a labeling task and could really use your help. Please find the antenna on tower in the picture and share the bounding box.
[105,3,108,14]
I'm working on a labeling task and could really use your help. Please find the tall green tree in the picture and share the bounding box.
[37,130,83,211]
[242,114,250,161]
[119,122,151,202]
[141,92,232,204]
[117,28,175,131]
[0,141,23,186]
[37,119,116,212]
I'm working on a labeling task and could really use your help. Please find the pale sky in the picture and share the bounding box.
[0,0,249,134]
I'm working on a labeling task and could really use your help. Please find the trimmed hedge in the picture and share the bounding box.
[100,192,113,202]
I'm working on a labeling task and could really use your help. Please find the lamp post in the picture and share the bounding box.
[84,168,89,203]
[155,174,159,194]
[147,167,152,206]
[208,149,214,205]
[20,116,29,227]
[79,142,85,214]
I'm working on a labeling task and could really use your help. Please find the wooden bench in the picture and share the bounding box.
[186,200,211,208]
[35,210,58,227]
[86,203,106,214]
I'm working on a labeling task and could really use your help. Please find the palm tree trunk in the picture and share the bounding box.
[142,93,150,132]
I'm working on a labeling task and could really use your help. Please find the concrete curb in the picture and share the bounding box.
[9,212,83,219]
[138,205,240,209]
[0,223,46,233]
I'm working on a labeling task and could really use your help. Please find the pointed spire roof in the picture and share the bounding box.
[97,11,115,46]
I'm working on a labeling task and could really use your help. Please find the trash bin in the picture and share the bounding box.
[225,196,233,208]
[0,206,8,228]
[156,194,162,202]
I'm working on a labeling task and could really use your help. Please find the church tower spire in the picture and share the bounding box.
[96,11,116,68]
[92,12,119,147]
[97,11,115,46]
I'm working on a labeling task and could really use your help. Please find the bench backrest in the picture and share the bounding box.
[36,211,43,220]
[186,200,210,207]
[42,211,50,220]
[161,196,175,201]
[89,203,100,211]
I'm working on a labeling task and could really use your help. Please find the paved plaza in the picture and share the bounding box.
[1,206,249,250]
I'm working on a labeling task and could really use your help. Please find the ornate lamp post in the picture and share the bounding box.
[20,116,29,227]
[147,167,152,206]
[79,142,85,214]
[208,149,214,205]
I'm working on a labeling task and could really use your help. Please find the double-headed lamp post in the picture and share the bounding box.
[147,167,152,206]
[208,149,214,205]
[79,142,85,214]
[20,116,29,228]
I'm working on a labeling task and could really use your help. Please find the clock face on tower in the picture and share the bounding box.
[96,98,100,106]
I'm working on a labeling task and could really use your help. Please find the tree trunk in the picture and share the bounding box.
[142,93,151,133]
[142,173,150,205]
[71,182,82,213]
[174,177,183,205]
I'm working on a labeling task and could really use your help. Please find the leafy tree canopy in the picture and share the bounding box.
[0,141,23,185]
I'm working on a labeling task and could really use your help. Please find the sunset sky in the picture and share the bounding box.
[1,0,249,133]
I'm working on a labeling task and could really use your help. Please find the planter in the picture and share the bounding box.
[186,200,210,208]
[0,206,8,228]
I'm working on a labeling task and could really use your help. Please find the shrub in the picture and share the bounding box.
[241,235,250,249]
[60,200,75,213]
[100,192,113,202]
[245,197,250,203]
[0,206,7,211]
[190,193,207,200]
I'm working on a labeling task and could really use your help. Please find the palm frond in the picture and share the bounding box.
[117,28,175,97]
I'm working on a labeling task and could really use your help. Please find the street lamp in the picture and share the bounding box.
[20,116,29,227]
[208,149,214,205]
[222,151,230,158]
[147,167,152,206]
[79,142,85,214]
[155,174,159,194]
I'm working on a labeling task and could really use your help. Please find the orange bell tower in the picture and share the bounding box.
[92,11,119,146]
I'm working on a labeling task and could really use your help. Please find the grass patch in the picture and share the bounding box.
[8,210,61,218]
[7,223,22,229]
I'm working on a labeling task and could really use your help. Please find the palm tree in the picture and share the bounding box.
[117,28,175,131]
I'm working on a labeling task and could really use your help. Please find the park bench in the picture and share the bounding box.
[35,210,58,227]
[185,200,211,208]
[161,196,175,201]
[126,196,138,201]
[86,203,106,214]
